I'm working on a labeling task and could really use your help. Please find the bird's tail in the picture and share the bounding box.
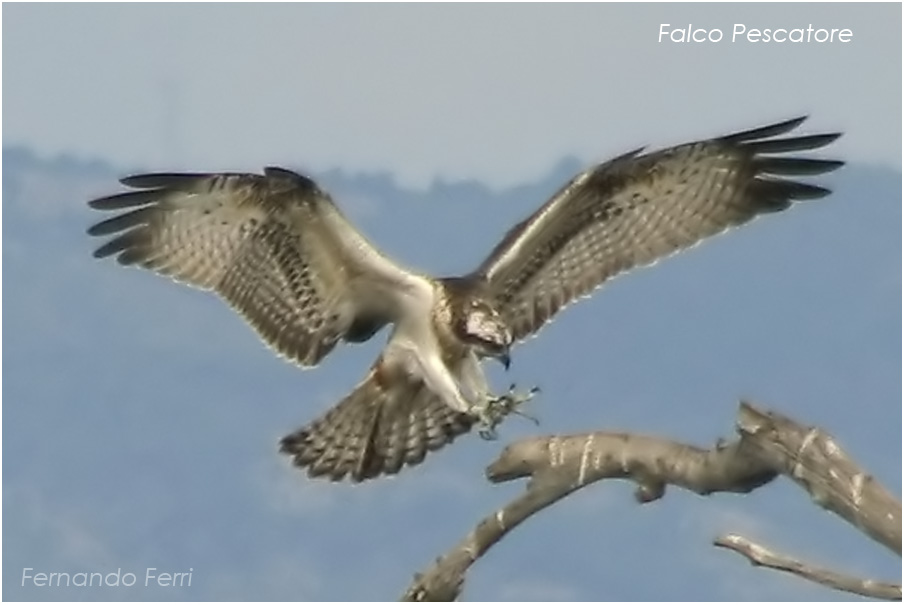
[279,370,474,482]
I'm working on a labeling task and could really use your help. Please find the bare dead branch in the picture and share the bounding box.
[401,401,901,601]
[400,483,572,601]
[736,401,901,555]
[401,414,777,600]
[714,533,902,601]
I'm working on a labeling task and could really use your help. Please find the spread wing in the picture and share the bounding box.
[280,362,475,482]
[88,167,432,366]
[472,116,844,343]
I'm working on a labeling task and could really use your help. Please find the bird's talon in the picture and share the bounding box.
[470,384,541,437]
[478,426,498,440]
[513,408,541,426]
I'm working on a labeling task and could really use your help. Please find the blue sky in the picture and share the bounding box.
[3,3,901,601]
[3,4,901,186]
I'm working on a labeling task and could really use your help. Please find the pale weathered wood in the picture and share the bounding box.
[735,401,901,555]
[714,534,901,601]
[401,401,901,601]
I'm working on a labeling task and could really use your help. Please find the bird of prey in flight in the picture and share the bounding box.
[87,116,842,482]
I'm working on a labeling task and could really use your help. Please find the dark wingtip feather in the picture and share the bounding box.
[278,432,304,456]
[725,118,844,208]
[785,182,834,200]
[751,178,834,204]
[87,189,159,210]
[119,172,213,190]
[722,116,809,143]
[264,166,305,180]
[87,207,153,237]
[811,132,842,146]
[754,157,846,176]
[86,221,110,237]
[91,234,134,259]
[745,132,842,154]
[264,166,321,194]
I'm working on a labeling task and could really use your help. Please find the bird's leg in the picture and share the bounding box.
[473,384,541,440]
[416,350,478,415]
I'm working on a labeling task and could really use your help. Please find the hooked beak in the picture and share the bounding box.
[496,347,512,371]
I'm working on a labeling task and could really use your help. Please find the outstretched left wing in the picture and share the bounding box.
[471,117,844,343]
[88,167,432,367]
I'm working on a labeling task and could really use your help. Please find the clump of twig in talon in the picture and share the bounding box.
[476,385,541,440]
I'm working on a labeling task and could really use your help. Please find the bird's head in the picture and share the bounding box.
[457,298,513,369]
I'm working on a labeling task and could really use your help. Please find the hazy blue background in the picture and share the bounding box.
[3,3,901,601]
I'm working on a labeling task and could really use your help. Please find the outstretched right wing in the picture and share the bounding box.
[88,167,432,367]
[472,117,844,343]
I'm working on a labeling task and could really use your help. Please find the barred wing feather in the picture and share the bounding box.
[88,167,430,367]
[474,117,844,343]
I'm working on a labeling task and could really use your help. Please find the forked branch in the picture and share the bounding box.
[401,401,901,601]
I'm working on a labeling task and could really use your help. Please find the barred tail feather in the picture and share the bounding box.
[279,371,474,482]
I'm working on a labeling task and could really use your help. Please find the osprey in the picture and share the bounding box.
[87,116,842,482]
